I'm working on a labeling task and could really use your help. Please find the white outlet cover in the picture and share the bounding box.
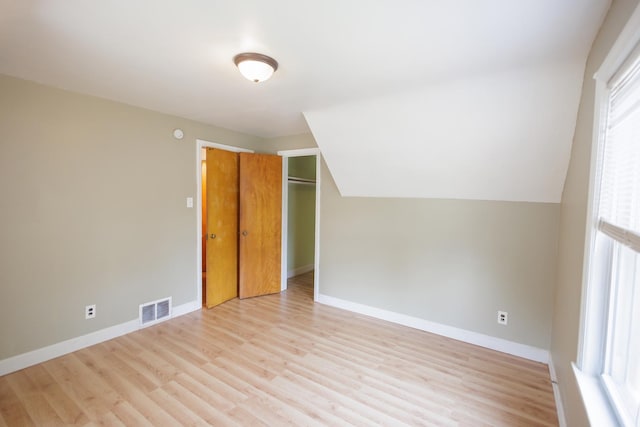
[186,197,193,208]
[497,311,508,325]
[85,304,96,319]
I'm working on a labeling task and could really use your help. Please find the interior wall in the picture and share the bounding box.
[288,155,316,180]
[267,133,318,152]
[287,156,316,273]
[0,74,264,360]
[267,133,559,350]
[320,162,560,349]
[549,0,640,425]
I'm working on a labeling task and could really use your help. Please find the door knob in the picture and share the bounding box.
[241,230,248,236]
[210,233,216,239]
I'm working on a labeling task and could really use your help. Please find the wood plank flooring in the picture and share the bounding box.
[0,272,558,426]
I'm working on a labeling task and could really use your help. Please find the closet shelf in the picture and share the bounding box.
[288,176,316,185]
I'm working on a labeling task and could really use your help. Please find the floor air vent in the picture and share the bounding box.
[139,297,172,326]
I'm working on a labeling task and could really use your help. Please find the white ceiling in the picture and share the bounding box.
[0,0,610,202]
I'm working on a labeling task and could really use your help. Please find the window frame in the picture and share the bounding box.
[575,4,640,426]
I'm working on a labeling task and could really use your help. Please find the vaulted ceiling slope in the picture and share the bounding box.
[305,62,585,202]
[0,0,610,202]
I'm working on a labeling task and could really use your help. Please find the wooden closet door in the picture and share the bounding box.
[205,148,239,308]
[239,153,282,298]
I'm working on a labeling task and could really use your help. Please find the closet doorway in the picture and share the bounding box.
[278,148,321,301]
[196,142,320,307]
[197,140,283,308]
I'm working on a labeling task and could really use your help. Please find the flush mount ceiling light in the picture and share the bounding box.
[233,52,278,83]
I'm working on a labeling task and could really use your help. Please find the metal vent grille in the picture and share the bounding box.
[141,304,155,324]
[139,297,172,326]
[156,299,170,320]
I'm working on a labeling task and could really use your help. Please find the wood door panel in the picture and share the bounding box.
[239,153,282,299]
[205,148,239,308]
[201,159,207,306]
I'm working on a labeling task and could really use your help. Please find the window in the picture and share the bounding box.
[599,40,640,425]
[577,7,640,426]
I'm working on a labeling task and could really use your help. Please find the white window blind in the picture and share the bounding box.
[599,220,640,253]
[599,54,640,236]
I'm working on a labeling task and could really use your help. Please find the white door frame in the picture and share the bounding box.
[278,148,321,302]
[195,139,254,307]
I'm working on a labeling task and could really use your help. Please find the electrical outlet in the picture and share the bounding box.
[497,311,508,325]
[85,304,96,319]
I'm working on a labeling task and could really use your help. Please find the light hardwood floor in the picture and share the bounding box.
[0,272,558,426]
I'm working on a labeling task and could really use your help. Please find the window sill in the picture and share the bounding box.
[572,362,619,426]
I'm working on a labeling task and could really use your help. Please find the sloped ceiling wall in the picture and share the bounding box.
[304,61,584,203]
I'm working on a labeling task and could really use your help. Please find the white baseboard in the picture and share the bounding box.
[172,300,201,317]
[287,263,314,278]
[316,293,549,363]
[0,300,201,376]
[548,355,567,427]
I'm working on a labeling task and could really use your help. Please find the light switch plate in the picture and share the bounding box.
[186,197,193,208]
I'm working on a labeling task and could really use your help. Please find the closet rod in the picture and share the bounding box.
[288,176,316,185]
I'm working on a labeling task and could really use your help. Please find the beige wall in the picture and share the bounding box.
[267,133,317,152]
[0,75,264,359]
[319,161,560,348]
[549,0,640,425]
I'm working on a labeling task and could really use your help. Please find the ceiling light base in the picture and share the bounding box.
[233,52,278,83]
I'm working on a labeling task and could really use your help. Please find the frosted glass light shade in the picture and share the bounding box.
[233,53,278,83]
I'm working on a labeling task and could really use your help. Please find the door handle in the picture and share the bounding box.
[210,233,216,239]
[241,230,248,237]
